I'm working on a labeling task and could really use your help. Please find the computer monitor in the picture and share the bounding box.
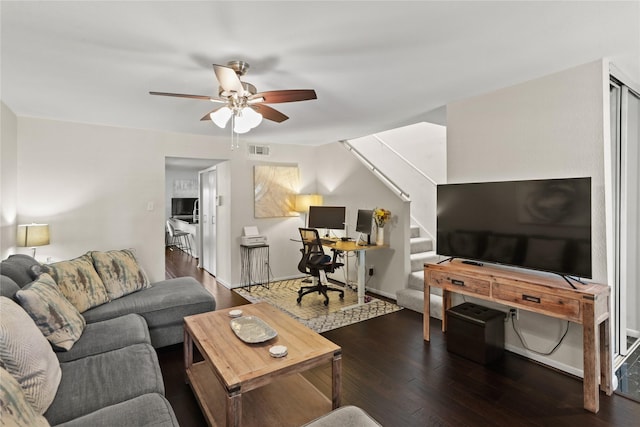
[356,209,374,245]
[307,206,346,232]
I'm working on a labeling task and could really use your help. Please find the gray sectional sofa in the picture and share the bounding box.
[303,406,382,426]
[0,251,216,426]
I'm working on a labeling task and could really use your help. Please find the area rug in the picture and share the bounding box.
[234,279,403,333]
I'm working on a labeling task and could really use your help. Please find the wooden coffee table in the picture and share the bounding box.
[184,302,342,427]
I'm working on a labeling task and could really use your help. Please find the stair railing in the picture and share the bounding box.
[340,140,410,201]
[370,134,438,187]
[342,135,439,243]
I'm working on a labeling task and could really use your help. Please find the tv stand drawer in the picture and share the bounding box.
[428,271,490,297]
[492,281,580,321]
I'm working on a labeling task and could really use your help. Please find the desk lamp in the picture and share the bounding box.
[17,223,50,258]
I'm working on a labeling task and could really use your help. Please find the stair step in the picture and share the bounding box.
[410,251,439,272]
[408,271,443,295]
[410,225,421,239]
[408,271,424,291]
[410,237,433,254]
[396,288,443,319]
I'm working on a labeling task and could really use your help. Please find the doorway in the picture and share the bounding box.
[610,73,640,398]
[164,156,220,266]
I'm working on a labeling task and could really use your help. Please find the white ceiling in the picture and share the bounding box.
[2,1,638,146]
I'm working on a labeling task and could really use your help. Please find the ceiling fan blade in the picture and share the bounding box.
[149,91,212,101]
[250,89,317,104]
[200,109,217,121]
[150,91,227,104]
[250,104,289,123]
[213,64,244,94]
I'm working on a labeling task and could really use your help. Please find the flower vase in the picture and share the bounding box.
[376,226,384,246]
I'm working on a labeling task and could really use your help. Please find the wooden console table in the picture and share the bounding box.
[423,259,612,413]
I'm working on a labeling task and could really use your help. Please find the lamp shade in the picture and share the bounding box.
[210,106,232,128]
[242,106,263,128]
[17,224,50,247]
[233,107,263,134]
[295,194,323,213]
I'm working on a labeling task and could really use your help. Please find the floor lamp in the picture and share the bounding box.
[294,194,323,226]
[17,223,50,258]
[294,194,323,282]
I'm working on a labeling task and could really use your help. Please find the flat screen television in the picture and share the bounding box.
[171,197,198,217]
[308,206,346,231]
[436,177,592,278]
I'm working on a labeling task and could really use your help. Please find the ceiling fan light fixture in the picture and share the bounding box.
[210,106,232,128]
[233,117,252,134]
[242,107,263,129]
[233,108,261,134]
[151,61,315,138]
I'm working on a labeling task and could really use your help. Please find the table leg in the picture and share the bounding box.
[356,250,366,305]
[599,317,613,395]
[226,388,242,427]
[340,251,367,311]
[442,290,452,333]
[582,301,599,413]
[184,328,193,384]
[332,351,342,409]
[424,284,431,341]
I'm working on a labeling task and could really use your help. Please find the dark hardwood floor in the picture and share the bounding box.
[159,249,640,426]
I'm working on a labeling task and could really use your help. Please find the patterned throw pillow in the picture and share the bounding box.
[90,249,150,299]
[42,254,110,313]
[16,273,86,351]
[0,297,61,414]
[0,367,50,427]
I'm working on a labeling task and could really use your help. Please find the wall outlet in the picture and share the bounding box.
[509,308,519,320]
[368,266,374,276]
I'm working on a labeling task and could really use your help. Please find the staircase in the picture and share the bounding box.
[396,225,443,320]
[342,124,447,319]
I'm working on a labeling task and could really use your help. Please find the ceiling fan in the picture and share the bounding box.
[150,60,317,134]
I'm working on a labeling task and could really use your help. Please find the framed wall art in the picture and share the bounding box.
[253,165,299,218]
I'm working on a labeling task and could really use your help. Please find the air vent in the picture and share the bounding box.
[248,144,270,156]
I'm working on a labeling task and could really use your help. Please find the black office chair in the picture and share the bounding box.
[297,228,345,306]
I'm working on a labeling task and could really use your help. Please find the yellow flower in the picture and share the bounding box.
[373,208,391,227]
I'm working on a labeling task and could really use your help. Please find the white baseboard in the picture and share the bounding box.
[366,288,397,301]
[328,279,398,302]
[217,278,232,289]
[504,344,583,378]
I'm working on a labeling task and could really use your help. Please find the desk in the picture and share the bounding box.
[423,259,612,413]
[321,239,387,309]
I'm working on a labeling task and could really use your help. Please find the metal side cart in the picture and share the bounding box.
[240,244,270,290]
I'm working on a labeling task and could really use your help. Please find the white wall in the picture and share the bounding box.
[15,117,222,279]
[349,122,447,239]
[13,117,326,286]
[372,122,447,184]
[12,116,398,291]
[1,102,18,259]
[315,142,410,299]
[446,60,609,375]
[224,144,325,286]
